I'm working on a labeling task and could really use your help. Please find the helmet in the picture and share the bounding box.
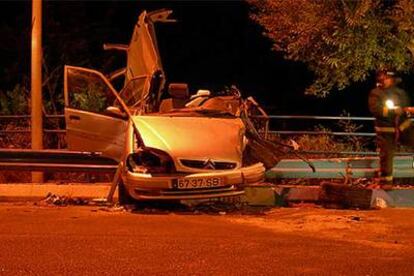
[376,69,397,87]
[376,70,395,82]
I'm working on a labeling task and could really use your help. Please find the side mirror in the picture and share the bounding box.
[105,106,128,119]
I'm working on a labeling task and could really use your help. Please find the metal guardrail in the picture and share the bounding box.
[0,113,380,136]
[0,130,65,134]
[266,115,375,121]
[0,115,64,119]
[0,149,117,172]
[253,114,377,137]
[0,114,65,134]
[269,130,375,137]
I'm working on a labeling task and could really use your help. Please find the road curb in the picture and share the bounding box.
[1,183,412,208]
[0,183,116,202]
[371,189,414,208]
[244,184,414,208]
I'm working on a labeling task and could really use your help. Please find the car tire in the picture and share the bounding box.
[118,180,135,205]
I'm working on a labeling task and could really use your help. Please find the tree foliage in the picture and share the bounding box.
[0,84,29,115]
[249,0,414,96]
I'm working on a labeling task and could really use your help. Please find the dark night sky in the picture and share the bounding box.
[0,0,381,116]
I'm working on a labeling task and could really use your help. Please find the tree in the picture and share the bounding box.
[249,0,414,96]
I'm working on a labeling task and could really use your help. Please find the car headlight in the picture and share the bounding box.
[127,147,175,174]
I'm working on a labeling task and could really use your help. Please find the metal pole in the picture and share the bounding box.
[31,0,44,183]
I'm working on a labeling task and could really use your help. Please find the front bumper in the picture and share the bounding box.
[123,163,265,200]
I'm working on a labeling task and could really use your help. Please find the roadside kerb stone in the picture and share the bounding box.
[0,183,115,202]
[371,189,414,208]
[1,183,413,208]
[244,184,414,208]
[244,184,277,206]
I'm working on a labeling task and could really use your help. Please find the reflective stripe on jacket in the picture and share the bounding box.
[374,119,412,133]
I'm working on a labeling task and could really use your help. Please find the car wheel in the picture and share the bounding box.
[118,181,135,205]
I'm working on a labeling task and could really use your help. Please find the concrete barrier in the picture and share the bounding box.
[244,184,414,208]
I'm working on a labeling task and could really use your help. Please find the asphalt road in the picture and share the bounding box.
[0,203,413,275]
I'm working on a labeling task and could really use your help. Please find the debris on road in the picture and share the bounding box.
[350,216,361,221]
[97,205,127,213]
[372,197,388,209]
[42,193,108,206]
[43,193,88,206]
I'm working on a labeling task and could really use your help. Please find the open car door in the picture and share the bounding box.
[64,66,129,161]
[105,9,174,112]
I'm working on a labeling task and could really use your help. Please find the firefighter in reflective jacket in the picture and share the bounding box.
[368,70,414,186]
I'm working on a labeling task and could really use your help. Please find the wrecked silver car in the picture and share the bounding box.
[64,9,267,201]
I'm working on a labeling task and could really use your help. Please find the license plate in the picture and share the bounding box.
[174,177,224,189]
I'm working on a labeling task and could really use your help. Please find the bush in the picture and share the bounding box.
[0,84,29,115]
[269,116,374,160]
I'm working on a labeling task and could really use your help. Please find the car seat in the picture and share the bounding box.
[159,83,189,112]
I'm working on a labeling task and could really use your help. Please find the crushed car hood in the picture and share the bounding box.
[133,115,245,166]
